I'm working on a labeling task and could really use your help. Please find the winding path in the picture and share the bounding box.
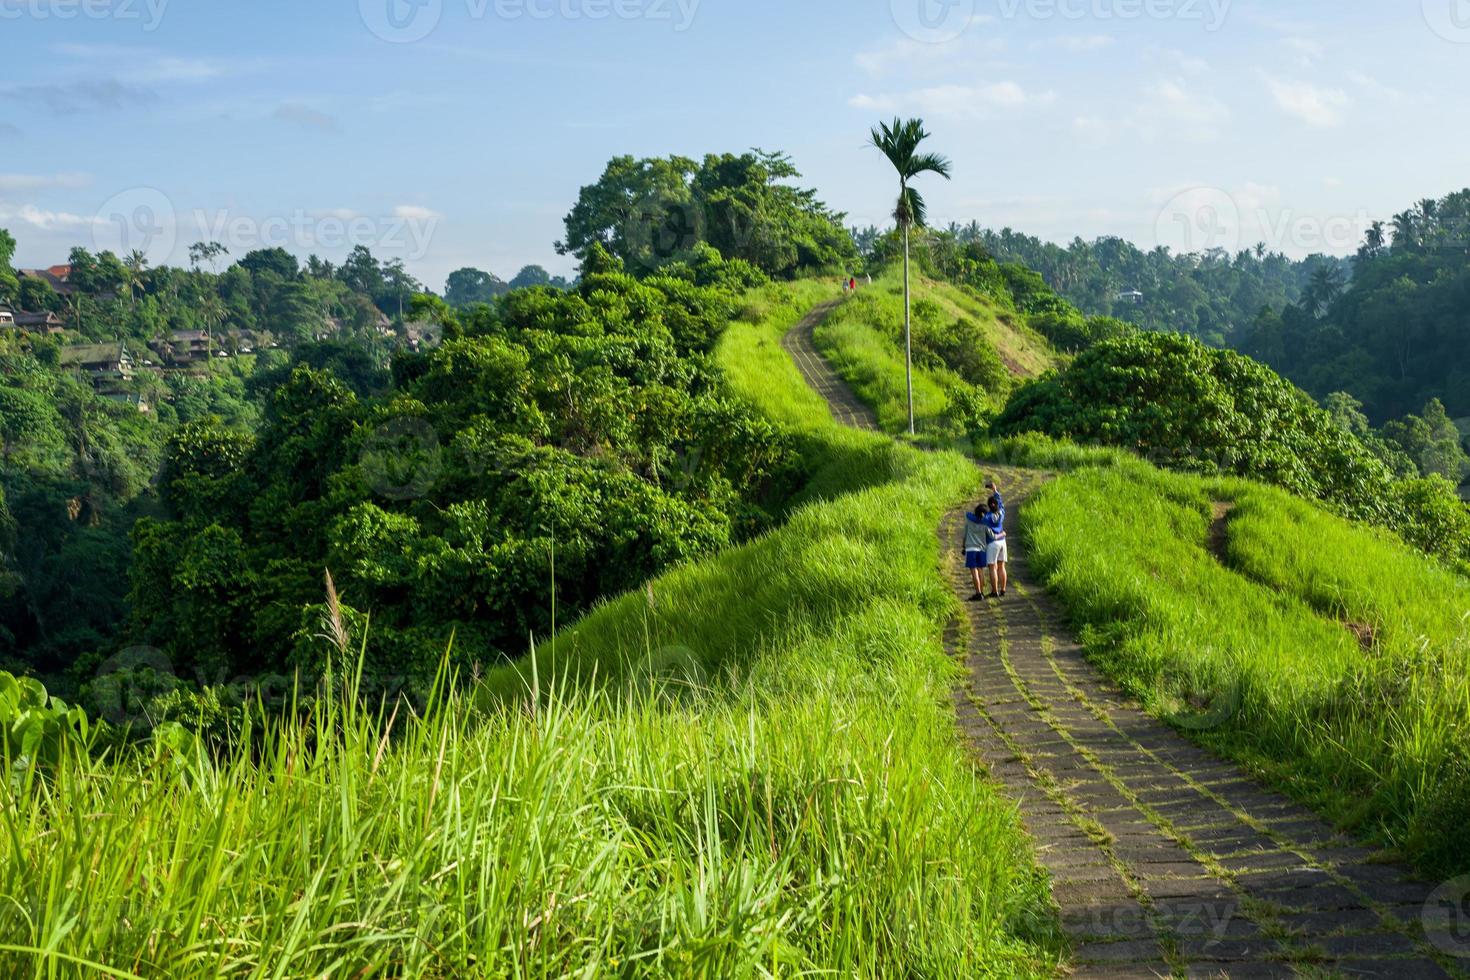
[785,299,1463,980]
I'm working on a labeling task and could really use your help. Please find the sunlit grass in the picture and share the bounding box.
[1026,459,1470,875]
[0,281,1064,977]
[809,266,1060,438]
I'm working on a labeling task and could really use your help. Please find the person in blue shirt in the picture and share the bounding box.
[981,482,1008,598]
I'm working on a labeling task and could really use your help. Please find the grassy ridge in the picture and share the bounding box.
[811,267,1059,436]
[1025,459,1470,874]
[475,277,1063,973]
[0,284,1062,977]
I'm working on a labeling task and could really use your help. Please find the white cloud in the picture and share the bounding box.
[394,205,442,221]
[1133,79,1230,143]
[1148,47,1210,75]
[273,102,338,132]
[1282,37,1325,67]
[854,34,1003,78]
[0,204,99,231]
[1264,76,1349,127]
[0,172,90,192]
[1073,115,1109,146]
[1042,34,1114,52]
[53,44,235,84]
[850,81,1052,119]
[1346,71,1406,103]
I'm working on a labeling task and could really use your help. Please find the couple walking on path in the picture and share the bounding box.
[963,479,1007,601]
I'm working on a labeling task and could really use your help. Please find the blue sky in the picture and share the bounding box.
[3,0,1468,289]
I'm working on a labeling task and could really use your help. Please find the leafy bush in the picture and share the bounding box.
[995,332,1392,505]
[126,258,807,695]
[0,671,91,777]
[558,151,856,278]
[1386,475,1470,571]
[915,314,1012,397]
[1027,311,1135,352]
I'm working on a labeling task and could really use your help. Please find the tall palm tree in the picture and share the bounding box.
[124,250,149,307]
[63,293,87,333]
[870,117,951,435]
[199,292,226,330]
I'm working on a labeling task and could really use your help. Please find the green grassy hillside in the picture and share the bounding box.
[0,282,1062,978]
[1024,459,1470,875]
[814,268,1470,876]
[470,278,1064,974]
[811,266,1061,435]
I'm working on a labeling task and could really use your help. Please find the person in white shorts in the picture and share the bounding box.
[981,483,1008,598]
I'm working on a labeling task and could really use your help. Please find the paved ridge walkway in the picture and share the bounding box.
[783,299,1462,980]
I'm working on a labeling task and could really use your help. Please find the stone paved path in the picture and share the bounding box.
[780,299,879,431]
[783,301,1466,980]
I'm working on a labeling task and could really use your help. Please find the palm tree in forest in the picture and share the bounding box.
[869,117,951,435]
[1304,265,1347,317]
[63,293,87,333]
[123,250,149,306]
[199,292,227,338]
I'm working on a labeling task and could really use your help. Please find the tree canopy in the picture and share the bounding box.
[557,151,856,279]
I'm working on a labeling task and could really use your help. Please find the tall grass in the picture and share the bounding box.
[0,281,1063,977]
[809,267,1061,438]
[814,293,954,434]
[1025,458,1470,875]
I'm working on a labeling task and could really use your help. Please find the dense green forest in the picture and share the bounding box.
[852,219,1351,347]
[127,246,795,706]
[0,150,855,722]
[856,192,1470,480]
[1240,189,1470,423]
[948,197,1470,435]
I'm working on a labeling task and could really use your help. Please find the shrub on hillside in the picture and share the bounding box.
[995,332,1392,504]
[914,314,1012,398]
[1028,311,1135,353]
[124,254,804,697]
[1386,475,1470,572]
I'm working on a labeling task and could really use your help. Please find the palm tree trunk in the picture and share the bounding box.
[903,222,914,436]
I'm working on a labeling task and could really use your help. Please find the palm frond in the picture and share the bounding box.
[905,151,953,181]
[894,187,929,229]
